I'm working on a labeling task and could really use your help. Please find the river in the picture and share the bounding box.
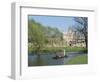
[28,52,87,66]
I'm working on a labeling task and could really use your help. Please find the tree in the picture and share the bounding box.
[28,19,64,54]
[74,17,88,48]
[28,19,46,54]
[42,26,63,46]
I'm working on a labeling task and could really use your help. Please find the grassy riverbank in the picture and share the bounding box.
[28,46,87,54]
[66,55,88,64]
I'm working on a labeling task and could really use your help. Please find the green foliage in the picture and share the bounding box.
[28,19,63,54]
[28,19,46,53]
[28,19,45,44]
[67,55,88,64]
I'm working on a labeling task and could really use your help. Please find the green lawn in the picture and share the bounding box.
[67,55,88,64]
[65,47,87,53]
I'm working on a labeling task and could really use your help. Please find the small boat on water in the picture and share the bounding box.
[52,50,68,59]
[52,54,68,59]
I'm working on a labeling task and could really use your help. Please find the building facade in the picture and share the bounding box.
[63,28,86,47]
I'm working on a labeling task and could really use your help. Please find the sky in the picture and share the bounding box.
[28,15,76,32]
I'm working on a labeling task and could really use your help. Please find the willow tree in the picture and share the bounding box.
[28,19,46,54]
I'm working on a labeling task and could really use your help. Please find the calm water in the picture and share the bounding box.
[28,52,86,66]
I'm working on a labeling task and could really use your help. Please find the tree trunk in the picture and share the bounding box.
[85,36,88,49]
